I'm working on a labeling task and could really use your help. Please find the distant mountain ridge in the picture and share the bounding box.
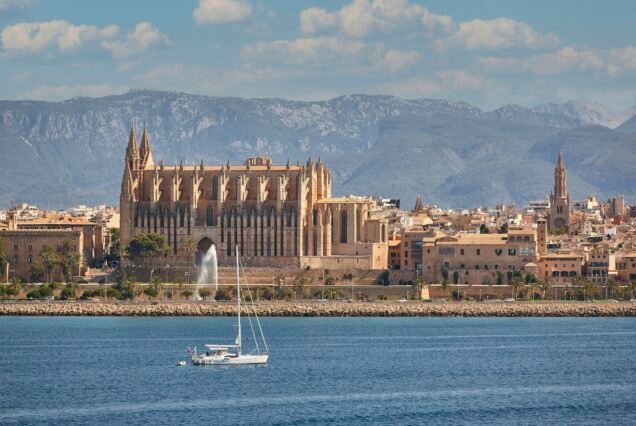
[0,89,634,209]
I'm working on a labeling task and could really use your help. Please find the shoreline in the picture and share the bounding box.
[1,301,636,317]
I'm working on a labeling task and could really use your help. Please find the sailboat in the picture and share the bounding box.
[190,245,269,366]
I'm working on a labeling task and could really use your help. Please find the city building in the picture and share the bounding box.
[120,127,388,269]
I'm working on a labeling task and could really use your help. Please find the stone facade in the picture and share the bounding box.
[1,229,84,282]
[120,127,388,269]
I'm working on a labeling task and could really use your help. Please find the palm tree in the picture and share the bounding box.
[510,277,522,300]
[607,279,620,300]
[415,277,427,301]
[540,277,553,300]
[440,279,449,299]
[183,238,196,285]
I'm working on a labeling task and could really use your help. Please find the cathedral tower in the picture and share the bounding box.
[120,126,140,251]
[548,151,569,231]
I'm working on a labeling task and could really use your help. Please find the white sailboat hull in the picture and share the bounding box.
[192,354,269,366]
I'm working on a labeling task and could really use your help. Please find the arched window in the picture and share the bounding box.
[27,255,32,264]
[206,206,213,226]
[212,176,219,201]
[340,210,348,243]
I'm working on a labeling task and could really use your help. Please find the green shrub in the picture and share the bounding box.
[144,287,158,297]
[215,288,232,301]
[27,289,41,299]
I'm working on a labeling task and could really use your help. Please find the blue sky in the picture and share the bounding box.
[1,0,635,110]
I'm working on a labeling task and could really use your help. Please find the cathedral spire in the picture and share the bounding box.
[121,157,134,198]
[126,126,139,160]
[553,151,567,199]
[414,194,424,211]
[139,127,154,168]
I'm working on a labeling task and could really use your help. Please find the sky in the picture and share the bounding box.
[0,0,635,110]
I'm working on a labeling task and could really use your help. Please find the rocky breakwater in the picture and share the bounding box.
[1,301,636,317]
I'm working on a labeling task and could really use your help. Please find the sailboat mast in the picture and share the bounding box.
[236,244,241,355]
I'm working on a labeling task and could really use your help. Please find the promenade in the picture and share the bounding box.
[1,301,635,317]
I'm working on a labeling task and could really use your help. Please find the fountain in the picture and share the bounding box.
[196,244,218,300]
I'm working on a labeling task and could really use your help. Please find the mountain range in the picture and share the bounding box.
[0,89,634,209]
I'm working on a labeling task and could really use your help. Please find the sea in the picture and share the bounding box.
[1,316,635,425]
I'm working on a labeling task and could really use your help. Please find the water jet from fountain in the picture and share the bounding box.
[196,244,218,301]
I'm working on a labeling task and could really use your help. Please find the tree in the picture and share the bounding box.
[60,283,79,300]
[377,270,390,286]
[182,289,194,300]
[199,287,212,300]
[107,228,121,263]
[479,224,490,234]
[183,238,196,284]
[29,264,45,283]
[5,277,23,299]
[0,234,7,280]
[540,278,553,300]
[57,239,81,282]
[509,276,522,300]
[498,223,509,234]
[607,279,620,300]
[127,233,171,282]
[40,246,59,283]
[415,277,427,301]
[441,279,449,299]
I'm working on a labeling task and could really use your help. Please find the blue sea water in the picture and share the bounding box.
[0,316,635,425]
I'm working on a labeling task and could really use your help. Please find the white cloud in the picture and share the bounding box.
[193,0,252,24]
[101,22,170,60]
[374,77,439,98]
[299,7,338,34]
[243,36,382,67]
[608,46,636,75]
[437,18,558,50]
[19,83,126,101]
[436,70,488,90]
[299,0,454,37]
[0,0,37,12]
[383,49,420,72]
[480,45,636,77]
[480,47,607,75]
[1,20,117,55]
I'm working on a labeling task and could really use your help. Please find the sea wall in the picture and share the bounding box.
[1,301,635,317]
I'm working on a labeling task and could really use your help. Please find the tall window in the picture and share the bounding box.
[212,176,219,200]
[206,206,213,226]
[340,210,348,243]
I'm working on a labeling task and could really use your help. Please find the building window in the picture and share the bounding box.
[13,244,18,251]
[508,249,516,256]
[340,210,348,243]
[476,249,480,256]
[460,248,464,255]
[13,255,18,264]
[405,242,409,248]
[404,251,408,258]
[27,255,32,264]
[212,176,219,200]
[27,244,33,252]
[206,206,213,226]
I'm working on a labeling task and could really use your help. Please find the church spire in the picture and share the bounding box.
[414,194,424,211]
[553,151,567,199]
[139,126,154,168]
[121,157,135,199]
[126,125,139,160]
